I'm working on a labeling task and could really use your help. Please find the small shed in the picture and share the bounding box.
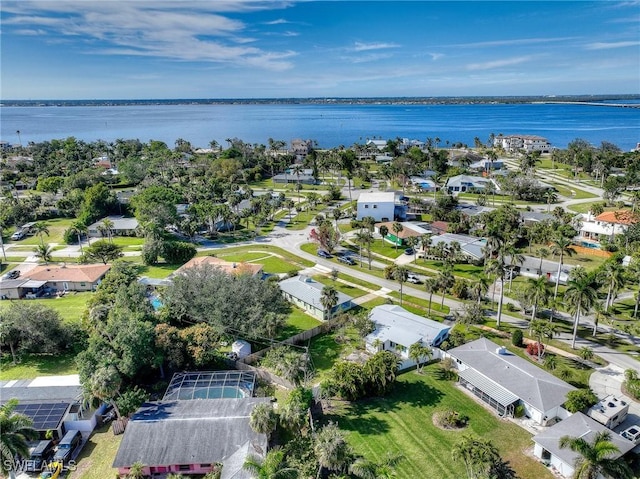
[232,340,251,359]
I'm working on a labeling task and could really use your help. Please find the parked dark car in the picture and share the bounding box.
[25,440,55,472]
[317,250,333,259]
[6,270,20,280]
[337,255,356,265]
[404,248,414,256]
[53,430,82,463]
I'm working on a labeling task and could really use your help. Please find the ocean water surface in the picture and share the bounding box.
[1,102,638,151]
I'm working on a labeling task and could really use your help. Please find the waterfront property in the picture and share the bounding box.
[365,305,449,369]
[446,338,575,425]
[279,275,354,321]
[532,412,635,478]
[494,134,552,153]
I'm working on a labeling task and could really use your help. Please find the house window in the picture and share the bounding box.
[80,283,86,287]
[200,464,211,468]
[178,465,191,471]
[364,204,369,208]
[373,205,378,209]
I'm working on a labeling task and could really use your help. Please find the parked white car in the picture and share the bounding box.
[620,425,640,444]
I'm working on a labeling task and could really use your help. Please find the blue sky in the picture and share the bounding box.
[1,1,639,99]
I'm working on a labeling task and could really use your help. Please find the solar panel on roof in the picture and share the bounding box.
[14,402,69,430]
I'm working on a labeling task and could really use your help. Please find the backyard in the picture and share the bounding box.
[323,366,552,479]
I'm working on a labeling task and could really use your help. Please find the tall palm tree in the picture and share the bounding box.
[420,233,432,259]
[379,224,389,246]
[484,255,506,328]
[33,243,53,263]
[392,265,408,305]
[436,264,454,309]
[32,221,50,246]
[354,229,374,269]
[424,277,438,315]
[536,246,550,275]
[551,234,576,299]
[243,449,297,479]
[291,164,304,203]
[0,399,39,479]
[405,235,419,263]
[559,431,633,479]
[408,342,432,373]
[564,275,598,349]
[70,221,88,253]
[598,260,625,312]
[320,285,339,320]
[503,241,524,292]
[249,403,277,439]
[525,276,551,321]
[471,275,490,306]
[391,222,403,250]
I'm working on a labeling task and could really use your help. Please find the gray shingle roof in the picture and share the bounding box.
[533,412,635,466]
[448,338,576,412]
[112,398,270,469]
[0,378,82,403]
[366,305,450,348]
[279,276,353,310]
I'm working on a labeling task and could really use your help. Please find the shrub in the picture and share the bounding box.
[511,330,523,347]
[434,409,469,429]
[439,357,458,380]
[526,342,544,358]
[565,389,598,413]
[451,279,468,299]
[505,302,519,312]
[162,241,197,264]
[514,404,525,418]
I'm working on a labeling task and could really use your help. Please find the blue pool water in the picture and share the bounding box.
[150,296,163,310]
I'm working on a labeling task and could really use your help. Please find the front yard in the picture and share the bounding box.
[323,366,552,479]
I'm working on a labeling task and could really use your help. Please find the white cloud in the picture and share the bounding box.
[264,18,290,25]
[451,37,578,48]
[428,53,444,61]
[467,56,534,71]
[3,1,296,70]
[585,41,640,50]
[351,41,400,52]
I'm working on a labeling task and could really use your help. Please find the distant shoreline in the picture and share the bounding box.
[2,94,639,107]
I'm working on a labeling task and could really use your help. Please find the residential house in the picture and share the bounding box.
[428,233,487,261]
[507,254,574,280]
[272,167,318,185]
[409,176,437,192]
[88,216,139,238]
[446,338,576,424]
[290,139,313,161]
[366,139,387,150]
[375,221,431,247]
[374,154,394,164]
[533,412,635,478]
[520,211,554,226]
[357,191,404,221]
[1,264,111,299]
[469,158,505,172]
[279,275,354,321]
[578,210,638,244]
[494,134,551,153]
[0,374,105,439]
[365,305,450,369]
[173,256,263,278]
[444,175,500,195]
[113,397,270,478]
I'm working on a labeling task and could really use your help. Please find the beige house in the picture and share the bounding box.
[173,256,263,277]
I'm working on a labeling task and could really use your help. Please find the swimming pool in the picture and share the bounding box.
[149,295,163,310]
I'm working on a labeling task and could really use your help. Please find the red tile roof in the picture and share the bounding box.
[25,264,111,283]
[595,211,638,225]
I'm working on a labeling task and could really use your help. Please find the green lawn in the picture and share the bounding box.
[110,236,145,246]
[388,291,450,315]
[6,217,76,246]
[137,262,182,279]
[549,182,597,200]
[312,275,369,298]
[324,367,551,479]
[0,292,92,324]
[276,307,323,340]
[0,352,78,380]
[69,423,123,479]
[566,201,610,214]
[202,245,314,271]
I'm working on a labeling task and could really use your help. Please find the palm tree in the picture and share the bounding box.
[70,221,88,253]
[332,208,343,230]
[424,277,438,315]
[379,224,389,245]
[437,265,454,309]
[525,276,551,321]
[591,300,612,336]
[536,246,550,275]
[408,342,432,373]
[420,233,432,259]
[314,422,353,478]
[0,399,38,479]
[503,242,524,292]
[452,434,501,479]
[127,462,146,479]
[33,243,53,263]
[598,260,625,312]
[249,403,277,438]
[391,265,408,305]
[354,229,374,269]
[544,190,557,212]
[243,449,297,479]
[391,222,403,250]
[559,431,633,479]
[32,221,50,246]
[405,235,419,263]
[551,234,576,299]
[471,275,490,306]
[320,285,339,320]
[530,319,559,360]
[564,275,598,349]
[291,164,304,203]
[484,255,506,328]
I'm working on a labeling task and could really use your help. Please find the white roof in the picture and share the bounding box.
[366,305,450,347]
[357,191,396,204]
